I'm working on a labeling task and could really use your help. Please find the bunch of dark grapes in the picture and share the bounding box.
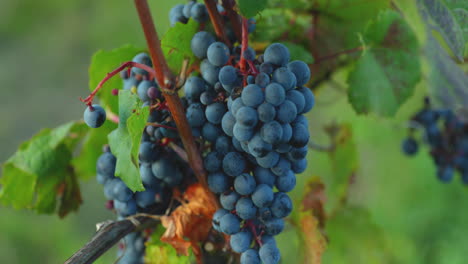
[180,6,313,264]
[402,98,468,184]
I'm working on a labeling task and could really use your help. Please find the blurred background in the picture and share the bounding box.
[1,1,467,264]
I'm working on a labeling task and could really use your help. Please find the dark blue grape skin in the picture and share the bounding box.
[212,209,229,232]
[113,180,133,202]
[241,249,261,264]
[437,166,454,183]
[220,213,241,235]
[291,158,307,174]
[258,207,274,222]
[247,75,255,84]
[236,106,259,127]
[271,158,291,177]
[402,138,418,156]
[260,62,274,75]
[207,42,230,66]
[205,102,227,124]
[234,173,257,195]
[140,164,161,188]
[84,104,106,128]
[248,133,273,158]
[232,137,244,152]
[234,123,255,142]
[222,111,236,137]
[256,151,280,169]
[123,77,139,91]
[288,146,307,161]
[270,192,293,218]
[254,167,276,187]
[265,83,286,107]
[276,100,297,123]
[135,190,156,208]
[147,86,160,100]
[258,102,276,123]
[184,76,206,101]
[286,90,305,114]
[97,173,114,185]
[139,142,158,163]
[169,4,188,26]
[200,91,215,105]
[290,123,309,148]
[208,172,230,193]
[114,199,137,216]
[186,103,206,127]
[259,241,281,264]
[204,151,223,172]
[183,1,195,18]
[264,43,290,67]
[298,87,315,113]
[219,65,239,86]
[190,3,208,23]
[242,84,265,107]
[263,217,285,236]
[151,156,181,183]
[215,136,232,154]
[230,230,253,253]
[287,60,311,86]
[131,53,153,75]
[104,178,118,200]
[137,80,154,102]
[220,190,240,210]
[97,152,116,177]
[255,72,271,88]
[252,184,274,208]
[244,47,256,61]
[200,59,220,85]
[272,67,297,91]
[236,197,258,220]
[231,98,245,116]
[223,152,246,177]
[202,122,222,142]
[261,121,283,145]
[191,31,215,59]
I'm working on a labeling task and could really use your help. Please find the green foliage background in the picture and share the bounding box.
[0,0,467,263]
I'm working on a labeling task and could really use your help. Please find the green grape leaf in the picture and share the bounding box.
[161,19,198,74]
[238,0,268,18]
[145,225,193,264]
[419,0,467,61]
[283,42,315,64]
[426,35,468,115]
[0,121,88,217]
[348,10,421,116]
[88,45,144,114]
[322,207,391,263]
[108,90,148,192]
[71,120,117,179]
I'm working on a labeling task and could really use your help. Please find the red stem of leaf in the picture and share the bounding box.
[80,61,156,106]
[245,220,263,247]
[203,0,230,46]
[239,17,248,73]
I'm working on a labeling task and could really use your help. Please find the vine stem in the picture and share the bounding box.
[221,0,242,41]
[204,0,230,45]
[239,17,248,73]
[133,0,209,188]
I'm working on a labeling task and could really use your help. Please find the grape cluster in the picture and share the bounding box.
[181,15,313,263]
[116,232,146,264]
[402,98,468,184]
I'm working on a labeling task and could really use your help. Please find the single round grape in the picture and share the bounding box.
[256,151,280,169]
[220,190,240,210]
[184,76,206,101]
[258,102,276,123]
[286,90,305,114]
[291,158,307,174]
[97,152,116,177]
[220,213,241,235]
[219,65,239,86]
[190,3,208,23]
[207,42,230,66]
[254,167,276,187]
[263,218,285,236]
[260,62,274,75]
[221,111,236,137]
[200,91,215,105]
[261,121,283,145]
[241,84,265,107]
[234,173,257,195]
[183,1,195,18]
[402,138,418,156]
[139,141,158,163]
[270,192,293,218]
[200,59,220,85]
[205,102,227,124]
[271,158,291,177]
[207,172,230,193]
[252,184,274,208]
[113,180,133,202]
[223,152,246,177]
[259,240,281,264]
[84,104,106,128]
[255,72,271,88]
[276,100,297,123]
[298,87,315,113]
[131,53,153,75]
[236,106,258,127]
[230,230,253,253]
[114,199,137,216]
[135,190,156,208]
[287,60,311,86]
[290,123,310,148]
[186,103,206,127]
[204,151,223,172]
[236,197,257,220]
[215,135,232,154]
[191,31,215,59]
[272,67,297,91]
[231,98,245,116]
[233,123,254,142]
[265,83,286,106]
[137,80,154,102]
[140,164,160,188]
[241,249,261,264]
[264,43,290,66]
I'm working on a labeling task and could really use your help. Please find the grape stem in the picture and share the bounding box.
[245,219,263,247]
[133,0,211,192]
[239,17,248,73]
[203,0,230,46]
[221,0,242,41]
